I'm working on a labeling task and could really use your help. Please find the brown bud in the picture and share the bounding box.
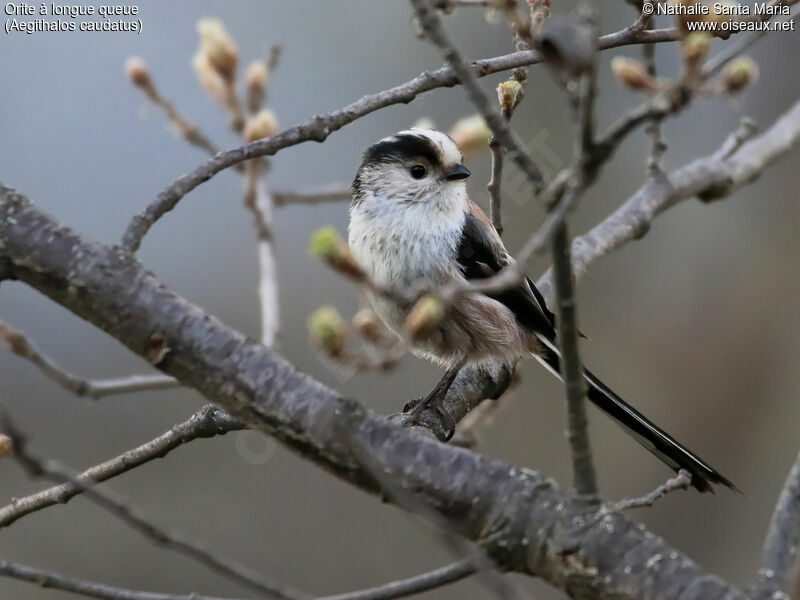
[193,51,228,103]
[124,56,151,89]
[308,307,349,357]
[245,60,269,109]
[196,18,239,82]
[682,32,712,72]
[0,435,13,459]
[448,115,491,157]
[497,79,523,115]
[704,0,738,37]
[669,0,704,33]
[405,295,445,341]
[611,56,658,92]
[721,56,758,94]
[244,109,279,142]
[352,309,383,342]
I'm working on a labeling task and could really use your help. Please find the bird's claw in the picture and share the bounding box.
[403,396,455,441]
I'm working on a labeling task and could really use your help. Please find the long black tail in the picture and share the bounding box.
[534,336,737,493]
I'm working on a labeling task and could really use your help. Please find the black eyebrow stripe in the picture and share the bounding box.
[360,134,441,169]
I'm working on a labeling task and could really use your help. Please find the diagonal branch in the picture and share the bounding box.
[0,183,763,600]
[0,319,179,399]
[536,100,800,297]
[120,26,684,253]
[318,558,478,600]
[750,451,800,599]
[411,0,544,190]
[0,559,239,600]
[0,405,243,527]
[0,401,304,600]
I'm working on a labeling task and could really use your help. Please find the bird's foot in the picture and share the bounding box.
[403,395,455,442]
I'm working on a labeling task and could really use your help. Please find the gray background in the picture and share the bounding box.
[1,1,799,598]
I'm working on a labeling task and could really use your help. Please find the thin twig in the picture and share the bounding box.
[0,319,179,399]
[604,469,692,513]
[244,159,280,346]
[549,190,597,499]
[272,184,351,207]
[547,57,599,498]
[121,25,684,253]
[703,6,799,77]
[411,0,544,191]
[0,401,304,600]
[0,405,243,527]
[750,451,800,599]
[318,557,478,600]
[133,74,227,160]
[536,99,800,298]
[0,556,481,600]
[0,559,240,600]
[641,21,666,175]
[485,1,535,236]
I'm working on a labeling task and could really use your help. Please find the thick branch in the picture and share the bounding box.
[0,186,749,600]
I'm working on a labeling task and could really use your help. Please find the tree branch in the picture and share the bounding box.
[318,557,478,600]
[120,25,683,253]
[0,401,303,600]
[0,184,754,600]
[536,99,800,298]
[0,319,179,399]
[0,559,239,600]
[272,184,351,207]
[750,451,800,599]
[411,0,545,191]
[0,405,242,527]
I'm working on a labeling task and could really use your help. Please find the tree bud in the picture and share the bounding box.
[722,56,758,94]
[682,32,712,70]
[308,307,349,358]
[124,56,151,89]
[309,227,363,280]
[405,295,445,341]
[0,435,12,459]
[193,51,228,103]
[244,109,279,142]
[497,79,523,115]
[245,60,269,99]
[611,56,658,92]
[448,115,491,156]
[352,309,383,342]
[196,18,239,82]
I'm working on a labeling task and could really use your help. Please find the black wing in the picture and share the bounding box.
[456,212,556,340]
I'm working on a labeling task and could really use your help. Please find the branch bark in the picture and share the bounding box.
[0,184,753,600]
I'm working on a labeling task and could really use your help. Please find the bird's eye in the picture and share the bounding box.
[409,164,427,179]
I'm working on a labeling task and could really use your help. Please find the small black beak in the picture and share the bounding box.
[444,164,471,181]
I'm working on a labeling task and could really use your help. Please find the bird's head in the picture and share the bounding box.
[351,128,471,209]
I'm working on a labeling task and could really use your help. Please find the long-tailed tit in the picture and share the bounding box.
[348,128,734,492]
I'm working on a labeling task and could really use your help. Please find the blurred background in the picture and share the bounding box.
[1,1,799,598]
